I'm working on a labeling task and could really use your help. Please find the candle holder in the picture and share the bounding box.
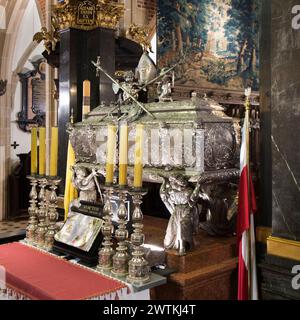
[35,177,48,248]
[44,176,61,251]
[126,188,150,285]
[25,175,39,243]
[97,185,115,272]
[111,187,130,278]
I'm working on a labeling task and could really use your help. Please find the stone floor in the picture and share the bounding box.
[0,219,27,244]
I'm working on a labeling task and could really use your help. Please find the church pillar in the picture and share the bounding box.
[269,0,300,248]
[57,27,115,190]
[259,0,300,299]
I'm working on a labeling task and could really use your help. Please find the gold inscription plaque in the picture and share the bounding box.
[77,1,96,26]
[54,0,124,31]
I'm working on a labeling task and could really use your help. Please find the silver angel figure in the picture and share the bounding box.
[157,75,173,102]
[160,175,201,256]
[71,166,99,203]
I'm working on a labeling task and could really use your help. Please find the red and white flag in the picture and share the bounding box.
[237,112,258,300]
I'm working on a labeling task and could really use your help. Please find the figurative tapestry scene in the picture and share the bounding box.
[158,0,259,91]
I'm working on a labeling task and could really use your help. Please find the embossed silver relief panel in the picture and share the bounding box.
[70,122,238,173]
[69,125,97,163]
[76,125,205,172]
[204,123,238,170]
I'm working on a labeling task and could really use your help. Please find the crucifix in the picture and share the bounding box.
[11,141,20,150]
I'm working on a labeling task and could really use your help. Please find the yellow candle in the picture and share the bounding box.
[31,127,38,175]
[50,127,58,176]
[133,124,144,188]
[39,127,46,176]
[119,123,128,186]
[82,80,91,119]
[105,124,117,184]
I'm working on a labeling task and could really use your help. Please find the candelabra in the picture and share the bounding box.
[44,177,61,251]
[35,177,48,248]
[25,175,39,243]
[126,189,150,285]
[97,185,115,272]
[111,188,130,278]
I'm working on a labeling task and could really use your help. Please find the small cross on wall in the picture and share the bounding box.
[11,141,20,150]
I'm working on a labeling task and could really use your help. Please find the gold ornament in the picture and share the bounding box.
[53,0,124,31]
[126,23,152,52]
[33,17,60,54]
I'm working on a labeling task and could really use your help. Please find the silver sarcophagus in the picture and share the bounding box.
[70,97,240,179]
[69,96,241,255]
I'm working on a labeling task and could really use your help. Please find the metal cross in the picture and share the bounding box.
[11,141,20,150]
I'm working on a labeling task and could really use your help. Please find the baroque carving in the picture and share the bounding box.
[204,123,238,170]
[71,166,100,203]
[33,17,60,54]
[159,169,239,255]
[160,175,201,256]
[53,0,124,31]
[68,124,97,163]
[126,24,152,53]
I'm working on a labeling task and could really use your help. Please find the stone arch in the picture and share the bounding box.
[0,5,6,30]
[0,0,44,220]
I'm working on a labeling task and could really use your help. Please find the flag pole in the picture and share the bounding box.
[245,87,252,299]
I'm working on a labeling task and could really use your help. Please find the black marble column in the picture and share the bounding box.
[271,0,300,241]
[58,27,115,191]
[259,0,300,300]
[259,0,272,227]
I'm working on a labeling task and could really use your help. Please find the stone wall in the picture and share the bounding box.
[122,0,156,32]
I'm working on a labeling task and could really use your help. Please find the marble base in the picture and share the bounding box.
[259,254,300,300]
[143,216,238,300]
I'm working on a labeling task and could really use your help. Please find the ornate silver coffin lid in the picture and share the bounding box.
[70,97,240,182]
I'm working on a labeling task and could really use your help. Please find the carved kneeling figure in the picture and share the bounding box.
[160,174,238,256]
[71,166,100,204]
[160,175,200,256]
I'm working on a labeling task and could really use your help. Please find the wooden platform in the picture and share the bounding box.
[144,216,238,300]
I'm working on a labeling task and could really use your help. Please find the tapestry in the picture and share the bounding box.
[157,0,259,91]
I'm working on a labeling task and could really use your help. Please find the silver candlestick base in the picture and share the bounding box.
[97,185,115,272]
[35,176,48,248]
[126,188,150,285]
[111,187,130,278]
[25,175,39,243]
[45,176,61,251]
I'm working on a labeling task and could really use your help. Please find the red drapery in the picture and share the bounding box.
[0,242,129,300]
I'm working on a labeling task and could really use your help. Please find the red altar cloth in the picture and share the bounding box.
[0,242,129,300]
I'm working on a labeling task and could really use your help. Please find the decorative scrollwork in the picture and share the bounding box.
[69,125,97,163]
[33,17,60,54]
[53,0,124,31]
[126,23,152,52]
[204,123,238,170]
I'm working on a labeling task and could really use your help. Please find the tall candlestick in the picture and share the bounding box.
[133,124,144,188]
[39,127,46,176]
[119,123,128,186]
[31,127,38,175]
[50,127,58,177]
[82,80,91,119]
[106,124,117,185]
